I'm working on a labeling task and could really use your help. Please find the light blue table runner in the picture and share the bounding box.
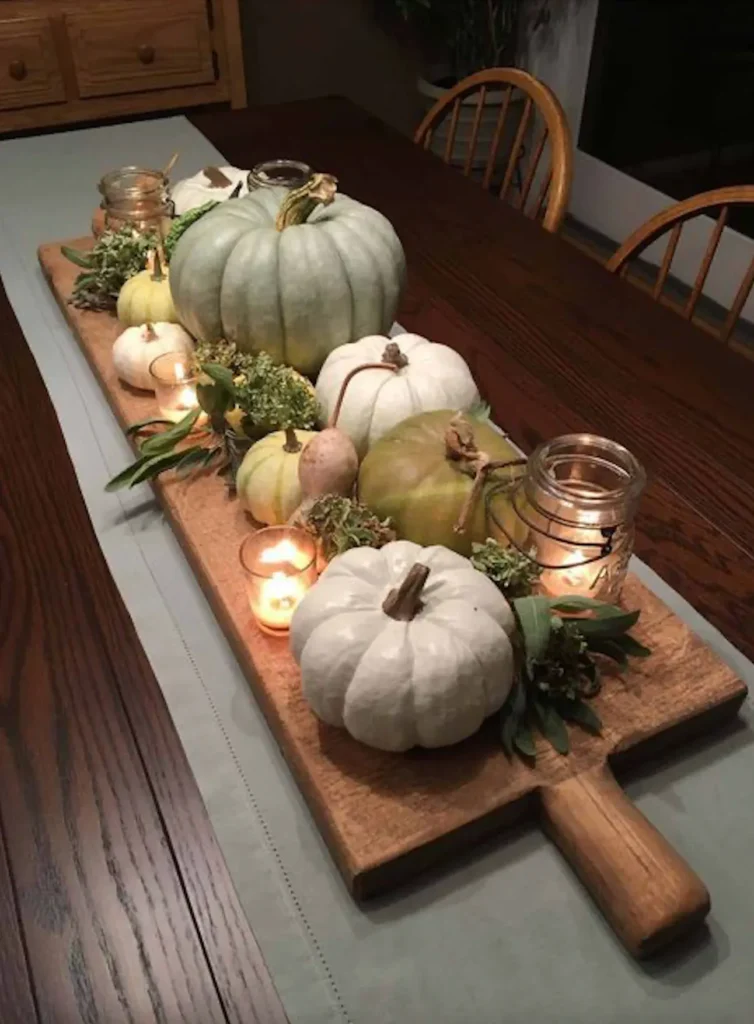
[1,116,753,1024]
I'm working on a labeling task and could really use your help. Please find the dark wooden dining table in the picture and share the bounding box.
[1,95,753,1022]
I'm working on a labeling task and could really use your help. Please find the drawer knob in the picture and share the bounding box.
[137,44,156,65]
[9,59,27,82]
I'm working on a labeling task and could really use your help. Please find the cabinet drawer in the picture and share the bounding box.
[66,3,214,99]
[0,17,65,111]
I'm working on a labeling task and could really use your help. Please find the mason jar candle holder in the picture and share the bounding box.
[247,159,313,192]
[148,351,200,423]
[490,434,646,603]
[98,165,171,237]
[239,527,317,634]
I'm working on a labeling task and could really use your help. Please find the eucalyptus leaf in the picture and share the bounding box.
[513,723,536,759]
[500,680,527,757]
[174,445,213,477]
[139,408,201,456]
[581,658,601,696]
[610,633,652,658]
[587,638,629,668]
[105,456,152,492]
[533,700,570,755]
[196,381,229,416]
[558,697,602,734]
[512,595,553,665]
[573,609,640,639]
[125,416,175,436]
[549,595,610,613]
[61,245,93,268]
[200,362,236,391]
[126,449,193,488]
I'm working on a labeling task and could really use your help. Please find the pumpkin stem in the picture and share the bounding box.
[144,322,157,341]
[382,341,409,369]
[275,173,338,230]
[203,165,233,188]
[283,425,302,453]
[382,563,430,621]
[148,246,166,282]
[329,361,400,428]
[445,414,524,535]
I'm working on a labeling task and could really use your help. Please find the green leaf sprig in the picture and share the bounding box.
[62,228,155,310]
[471,538,542,599]
[105,407,225,491]
[305,495,396,561]
[501,594,651,760]
[106,343,319,492]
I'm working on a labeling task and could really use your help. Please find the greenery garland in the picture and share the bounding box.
[107,342,319,492]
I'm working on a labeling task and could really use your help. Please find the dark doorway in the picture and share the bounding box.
[579,0,754,238]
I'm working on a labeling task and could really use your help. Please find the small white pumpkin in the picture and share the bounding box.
[236,426,319,525]
[112,322,194,391]
[315,333,480,456]
[290,540,515,751]
[171,165,249,215]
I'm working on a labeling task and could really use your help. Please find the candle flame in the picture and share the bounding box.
[260,538,302,565]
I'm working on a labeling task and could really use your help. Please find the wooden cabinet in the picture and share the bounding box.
[0,0,245,133]
[0,16,64,111]
[66,4,215,99]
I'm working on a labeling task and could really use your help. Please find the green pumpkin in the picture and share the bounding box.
[357,410,525,556]
[169,173,406,377]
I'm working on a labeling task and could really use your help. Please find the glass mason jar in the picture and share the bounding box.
[509,434,646,603]
[247,159,313,192]
[98,166,172,237]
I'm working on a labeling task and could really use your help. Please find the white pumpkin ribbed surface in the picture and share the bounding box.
[316,333,480,455]
[290,540,515,751]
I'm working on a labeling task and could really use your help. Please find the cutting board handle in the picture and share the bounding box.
[540,763,710,957]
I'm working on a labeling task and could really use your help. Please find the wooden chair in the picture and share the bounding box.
[606,186,754,347]
[414,68,573,233]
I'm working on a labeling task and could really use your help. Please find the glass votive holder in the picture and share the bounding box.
[239,527,317,634]
[247,159,313,192]
[149,351,200,423]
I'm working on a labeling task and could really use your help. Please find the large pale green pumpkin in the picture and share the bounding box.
[358,410,525,556]
[169,174,406,377]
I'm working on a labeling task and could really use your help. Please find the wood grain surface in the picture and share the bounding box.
[0,277,286,1023]
[190,97,754,664]
[39,240,747,956]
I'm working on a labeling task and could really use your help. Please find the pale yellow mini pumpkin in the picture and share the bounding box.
[117,251,178,326]
[236,427,318,525]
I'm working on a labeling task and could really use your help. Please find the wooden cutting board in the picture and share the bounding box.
[40,238,749,958]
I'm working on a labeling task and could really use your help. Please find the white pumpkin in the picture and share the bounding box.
[290,540,515,751]
[171,165,249,215]
[112,322,194,391]
[315,333,480,456]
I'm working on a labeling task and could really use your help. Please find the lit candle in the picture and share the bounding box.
[149,351,201,423]
[540,545,604,598]
[240,528,317,633]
